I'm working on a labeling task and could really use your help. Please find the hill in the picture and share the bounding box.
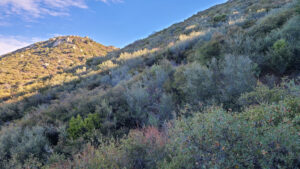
[0,0,299,168]
[0,36,117,101]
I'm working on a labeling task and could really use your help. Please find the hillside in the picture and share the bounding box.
[0,0,299,168]
[0,36,116,101]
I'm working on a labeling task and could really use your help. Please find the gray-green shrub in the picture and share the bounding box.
[0,126,49,168]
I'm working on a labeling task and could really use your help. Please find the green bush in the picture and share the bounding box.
[278,15,300,72]
[161,103,299,168]
[296,0,300,14]
[241,19,256,29]
[67,115,84,139]
[173,62,217,107]
[195,40,222,65]
[239,79,299,107]
[267,39,293,74]
[250,7,293,37]
[59,89,300,169]
[0,103,22,125]
[272,39,287,53]
[280,15,300,42]
[124,84,150,126]
[240,97,300,128]
[0,126,49,168]
[120,127,167,169]
[213,14,227,23]
[173,55,256,110]
[239,13,300,75]
[123,63,174,127]
[220,55,256,109]
[51,127,167,169]
[67,113,102,140]
[239,83,284,106]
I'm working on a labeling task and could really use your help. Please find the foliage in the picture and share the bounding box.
[173,62,216,106]
[124,84,150,126]
[48,126,168,169]
[120,127,167,169]
[123,63,175,127]
[233,5,300,75]
[239,79,299,106]
[267,39,293,74]
[195,40,222,65]
[67,113,102,140]
[250,6,294,37]
[162,102,299,169]
[172,55,256,110]
[241,19,256,29]
[220,55,256,109]
[194,33,224,65]
[213,14,227,23]
[50,82,300,168]
[0,126,49,168]
[0,0,299,168]
[296,0,300,14]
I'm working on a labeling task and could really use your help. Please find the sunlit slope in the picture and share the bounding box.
[0,36,116,100]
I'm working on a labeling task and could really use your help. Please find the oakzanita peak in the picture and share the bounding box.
[0,36,117,100]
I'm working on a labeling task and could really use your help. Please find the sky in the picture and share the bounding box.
[0,0,226,55]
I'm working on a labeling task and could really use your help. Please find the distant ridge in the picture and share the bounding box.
[0,36,117,99]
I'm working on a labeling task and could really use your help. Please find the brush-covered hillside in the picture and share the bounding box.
[0,36,116,101]
[0,0,300,168]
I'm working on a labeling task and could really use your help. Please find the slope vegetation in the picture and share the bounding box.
[0,0,299,168]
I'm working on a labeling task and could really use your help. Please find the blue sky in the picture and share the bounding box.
[0,0,226,55]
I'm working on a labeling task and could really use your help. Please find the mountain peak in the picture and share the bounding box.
[49,36,92,47]
[0,36,117,96]
[1,36,116,57]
